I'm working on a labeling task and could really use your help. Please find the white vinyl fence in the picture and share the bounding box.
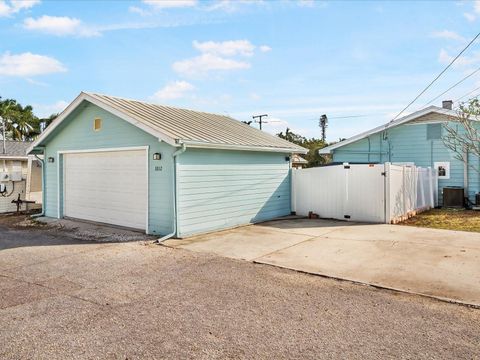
[291,163,438,224]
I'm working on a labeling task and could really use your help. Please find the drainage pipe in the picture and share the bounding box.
[31,152,46,218]
[157,142,187,243]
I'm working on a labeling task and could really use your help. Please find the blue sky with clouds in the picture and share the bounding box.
[1,0,480,142]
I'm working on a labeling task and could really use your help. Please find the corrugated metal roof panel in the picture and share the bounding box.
[86,93,306,153]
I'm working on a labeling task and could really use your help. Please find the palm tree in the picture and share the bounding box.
[0,98,35,141]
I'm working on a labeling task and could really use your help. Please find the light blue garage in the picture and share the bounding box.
[29,92,306,238]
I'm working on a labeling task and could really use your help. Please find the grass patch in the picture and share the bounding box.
[400,208,480,233]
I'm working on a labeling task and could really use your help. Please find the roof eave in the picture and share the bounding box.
[319,106,458,154]
[179,140,308,154]
[28,92,179,151]
[0,155,29,160]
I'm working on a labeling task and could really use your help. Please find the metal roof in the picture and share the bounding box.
[30,92,307,154]
[319,106,457,154]
[1,140,30,158]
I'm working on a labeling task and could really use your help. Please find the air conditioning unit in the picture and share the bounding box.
[443,187,464,208]
[0,172,10,182]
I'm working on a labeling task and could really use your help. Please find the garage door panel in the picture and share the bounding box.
[64,150,147,230]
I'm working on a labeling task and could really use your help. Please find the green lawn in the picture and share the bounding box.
[400,208,480,233]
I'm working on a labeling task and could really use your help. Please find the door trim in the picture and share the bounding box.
[57,146,150,233]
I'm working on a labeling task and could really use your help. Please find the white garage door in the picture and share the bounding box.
[64,150,148,230]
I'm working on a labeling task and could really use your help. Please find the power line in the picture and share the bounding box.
[455,84,480,102]
[327,114,371,119]
[390,30,480,123]
[422,64,480,107]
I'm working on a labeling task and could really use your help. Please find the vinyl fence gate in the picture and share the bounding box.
[291,163,438,224]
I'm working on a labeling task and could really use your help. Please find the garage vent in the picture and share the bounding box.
[93,118,102,131]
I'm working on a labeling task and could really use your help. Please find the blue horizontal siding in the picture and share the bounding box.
[332,120,480,204]
[42,101,175,235]
[176,149,291,237]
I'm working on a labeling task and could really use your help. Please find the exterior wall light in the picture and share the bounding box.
[48,157,55,163]
[153,153,161,160]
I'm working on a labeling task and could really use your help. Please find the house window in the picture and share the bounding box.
[434,161,450,179]
[426,123,442,140]
[93,118,102,131]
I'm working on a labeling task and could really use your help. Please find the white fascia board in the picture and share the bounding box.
[179,140,308,154]
[0,156,28,160]
[319,106,457,154]
[27,92,178,155]
[84,94,177,147]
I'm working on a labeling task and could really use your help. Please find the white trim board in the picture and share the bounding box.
[28,92,178,155]
[179,140,307,154]
[319,106,457,154]
[28,91,306,155]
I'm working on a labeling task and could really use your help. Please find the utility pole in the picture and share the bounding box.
[252,114,268,130]
[0,116,5,155]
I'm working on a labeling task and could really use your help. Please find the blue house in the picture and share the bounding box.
[319,101,480,206]
[28,92,306,238]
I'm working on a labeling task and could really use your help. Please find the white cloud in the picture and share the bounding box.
[475,0,480,13]
[298,0,315,7]
[128,5,149,15]
[431,30,465,42]
[0,52,66,77]
[438,48,480,68]
[464,12,476,22]
[151,80,195,102]
[142,0,197,9]
[23,15,100,37]
[173,39,270,77]
[462,0,480,22]
[173,53,250,76]
[0,0,40,17]
[193,40,255,57]
[250,92,261,100]
[259,45,272,52]
[33,100,68,117]
[204,0,262,13]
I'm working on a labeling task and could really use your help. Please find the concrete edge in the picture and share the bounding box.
[253,260,480,310]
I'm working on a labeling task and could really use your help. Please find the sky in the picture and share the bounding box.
[1,0,480,142]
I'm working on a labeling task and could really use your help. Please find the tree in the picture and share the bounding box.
[0,97,35,141]
[277,128,331,167]
[443,98,480,173]
[319,114,328,142]
[29,113,57,139]
[0,97,56,141]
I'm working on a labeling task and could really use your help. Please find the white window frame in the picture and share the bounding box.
[434,161,450,179]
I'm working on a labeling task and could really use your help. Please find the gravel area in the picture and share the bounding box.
[0,215,479,359]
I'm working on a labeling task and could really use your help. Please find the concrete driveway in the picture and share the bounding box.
[1,215,480,358]
[165,218,480,307]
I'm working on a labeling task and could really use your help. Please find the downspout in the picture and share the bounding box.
[31,150,46,218]
[156,142,187,244]
[367,136,371,163]
[463,146,469,201]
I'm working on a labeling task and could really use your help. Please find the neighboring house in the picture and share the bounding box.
[291,154,308,169]
[0,141,42,213]
[319,101,480,205]
[28,92,306,237]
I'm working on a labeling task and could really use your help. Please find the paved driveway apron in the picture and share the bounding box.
[166,218,480,307]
